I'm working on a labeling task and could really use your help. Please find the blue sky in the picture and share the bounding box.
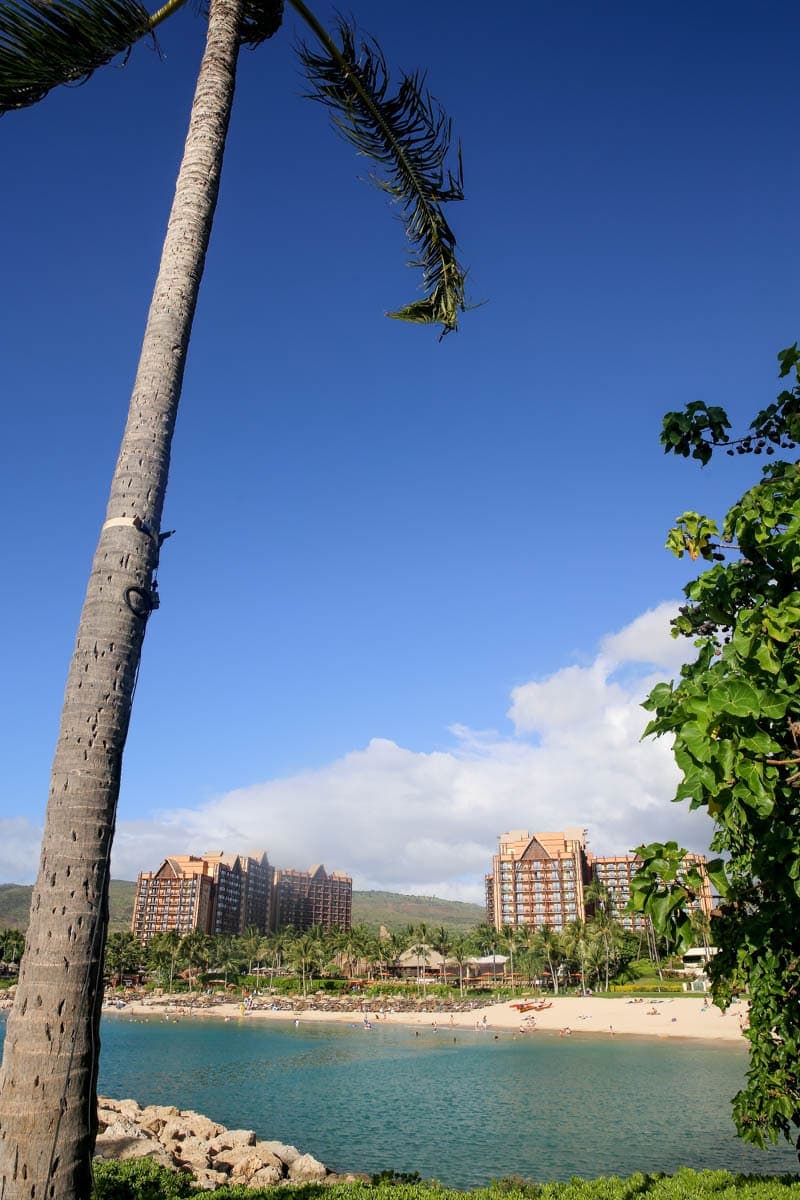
[1,0,797,898]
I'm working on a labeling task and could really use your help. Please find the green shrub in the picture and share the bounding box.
[269,976,301,994]
[93,1161,800,1200]
[92,1158,194,1200]
[608,980,684,995]
[371,1171,424,1185]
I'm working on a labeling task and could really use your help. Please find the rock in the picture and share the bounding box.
[208,1128,256,1153]
[257,1139,301,1166]
[288,1153,328,1183]
[190,1167,230,1191]
[92,1100,331,1190]
[97,1119,146,1143]
[139,1104,181,1135]
[173,1136,211,1170]
[96,1132,173,1169]
[179,1111,225,1141]
[229,1153,272,1182]
[158,1118,189,1144]
[99,1097,142,1121]
[249,1164,284,1187]
[212,1143,263,1172]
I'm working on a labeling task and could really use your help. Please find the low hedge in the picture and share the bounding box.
[91,1158,800,1200]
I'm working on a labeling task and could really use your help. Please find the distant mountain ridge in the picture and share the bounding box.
[0,882,484,935]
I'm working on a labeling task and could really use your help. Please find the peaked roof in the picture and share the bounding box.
[520,836,552,861]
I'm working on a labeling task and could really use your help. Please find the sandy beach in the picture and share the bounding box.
[116,993,747,1042]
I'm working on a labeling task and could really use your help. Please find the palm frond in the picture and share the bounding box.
[0,0,159,113]
[297,13,468,338]
[239,0,283,47]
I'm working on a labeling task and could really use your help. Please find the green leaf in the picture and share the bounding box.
[705,858,729,897]
[716,739,736,779]
[755,640,781,673]
[680,721,713,763]
[645,681,673,710]
[708,680,760,718]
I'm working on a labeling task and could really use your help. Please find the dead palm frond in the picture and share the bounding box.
[240,0,283,46]
[295,5,468,337]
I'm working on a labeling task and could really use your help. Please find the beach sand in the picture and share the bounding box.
[118,993,747,1042]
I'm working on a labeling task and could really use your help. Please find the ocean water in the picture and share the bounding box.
[98,1017,799,1185]
[3,1015,797,1186]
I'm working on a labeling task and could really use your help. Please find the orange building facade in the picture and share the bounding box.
[132,852,352,942]
[486,829,713,933]
[271,865,352,932]
[131,850,273,943]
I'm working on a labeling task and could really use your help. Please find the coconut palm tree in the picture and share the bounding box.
[0,2,469,1195]
[533,924,562,995]
[408,922,431,990]
[146,929,181,992]
[472,921,501,988]
[337,924,366,980]
[263,926,291,988]
[499,923,520,993]
[288,930,324,996]
[212,935,242,988]
[180,929,214,989]
[0,930,25,969]
[585,879,620,992]
[562,918,590,996]
[104,931,143,985]
[449,934,470,997]
[383,929,405,979]
[433,925,452,987]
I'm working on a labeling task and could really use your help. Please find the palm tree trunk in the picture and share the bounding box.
[548,956,558,995]
[0,2,244,1195]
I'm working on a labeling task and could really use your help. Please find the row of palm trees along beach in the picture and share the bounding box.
[55,897,710,1001]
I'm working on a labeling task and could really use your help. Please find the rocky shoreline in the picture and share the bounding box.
[96,1098,365,1189]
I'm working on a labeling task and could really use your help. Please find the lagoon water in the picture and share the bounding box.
[83,1016,798,1185]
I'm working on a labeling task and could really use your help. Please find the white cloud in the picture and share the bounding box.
[103,600,709,903]
[0,818,43,881]
[600,600,690,675]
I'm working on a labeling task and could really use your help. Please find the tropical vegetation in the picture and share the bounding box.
[631,345,800,1158]
[92,1158,800,1200]
[0,906,675,997]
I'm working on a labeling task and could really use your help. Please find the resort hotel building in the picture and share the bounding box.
[132,851,352,942]
[485,828,713,933]
[271,865,352,932]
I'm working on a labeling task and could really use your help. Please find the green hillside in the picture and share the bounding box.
[0,881,137,934]
[0,885,38,931]
[351,890,484,933]
[108,880,138,930]
[0,883,484,936]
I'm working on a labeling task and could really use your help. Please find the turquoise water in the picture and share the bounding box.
[89,1016,797,1185]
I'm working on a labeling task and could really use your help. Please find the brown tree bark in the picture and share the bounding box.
[0,0,244,1194]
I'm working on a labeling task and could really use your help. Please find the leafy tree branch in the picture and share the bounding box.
[632,345,800,1155]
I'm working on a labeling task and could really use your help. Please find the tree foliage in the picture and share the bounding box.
[631,345,800,1154]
